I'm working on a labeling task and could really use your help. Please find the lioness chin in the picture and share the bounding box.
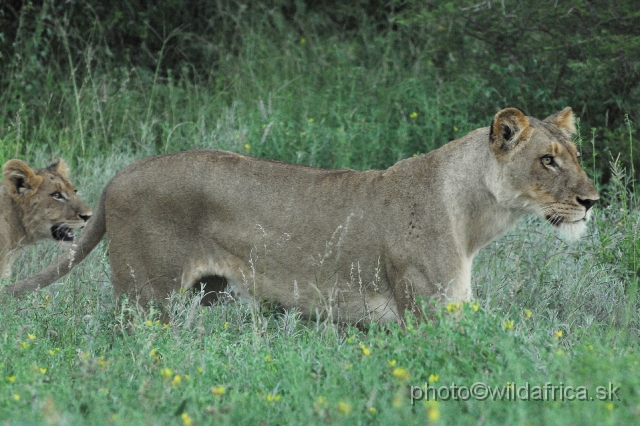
[0,158,92,279]
[4,108,598,324]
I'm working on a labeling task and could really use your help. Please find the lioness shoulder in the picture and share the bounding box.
[0,158,92,278]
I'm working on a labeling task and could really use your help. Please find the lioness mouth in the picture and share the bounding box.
[51,225,75,242]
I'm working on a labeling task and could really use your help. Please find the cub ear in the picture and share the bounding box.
[543,107,576,136]
[3,159,43,198]
[47,157,70,178]
[489,108,532,158]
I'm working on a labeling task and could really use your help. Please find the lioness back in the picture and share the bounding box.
[6,108,598,325]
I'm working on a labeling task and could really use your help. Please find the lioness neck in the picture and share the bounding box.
[394,128,525,258]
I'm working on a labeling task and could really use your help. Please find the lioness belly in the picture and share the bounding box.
[181,256,399,324]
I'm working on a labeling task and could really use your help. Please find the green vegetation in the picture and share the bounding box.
[0,1,639,424]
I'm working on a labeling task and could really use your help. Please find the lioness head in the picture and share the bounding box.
[489,107,599,240]
[2,158,92,243]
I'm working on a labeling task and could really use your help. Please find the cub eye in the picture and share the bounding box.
[51,191,65,200]
[541,155,555,167]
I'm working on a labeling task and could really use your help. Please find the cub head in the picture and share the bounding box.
[2,158,92,244]
[489,107,599,240]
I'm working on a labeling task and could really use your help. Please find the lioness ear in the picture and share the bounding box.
[3,159,43,198]
[543,107,576,136]
[47,157,70,178]
[489,108,531,158]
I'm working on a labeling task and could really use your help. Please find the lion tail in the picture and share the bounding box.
[4,190,107,297]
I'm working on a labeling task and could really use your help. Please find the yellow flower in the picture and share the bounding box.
[368,406,376,414]
[410,112,418,119]
[503,320,514,331]
[587,345,593,351]
[7,376,16,383]
[345,336,355,344]
[313,396,327,411]
[453,126,459,132]
[98,357,109,368]
[393,367,411,381]
[337,400,353,414]
[211,386,226,396]
[471,303,480,312]
[344,363,352,370]
[181,412,193,426]
[20,342,29,349]
[300,38,307,45]
[149,348,160,359]
[556,349,564,356]
[198,367,203,374]
[266,393,281,402]
[171,375,182,386]
[359,343,371,356]
[446,302,460,312]
[392,395,403,407]
[308,118,314,123]
[605,402,614,411]
[244,144,251,151]
[553,330,563,339]
[425,400,440,422]
[162,323,171,329]
[223,322,229,329]
[146,320,153,327]
[264,354,273,363]
[160,368,173,379]
[13,394,20,401]
[428,374,439,383]
[49,349,57,356]
[27,334,36,340]
[39,368,47,374]
[388,360,397,367]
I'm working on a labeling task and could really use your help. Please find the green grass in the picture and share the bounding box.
[1,8,639,424]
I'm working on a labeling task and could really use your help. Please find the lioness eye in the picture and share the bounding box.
[541,155,554,167]
[51,191,64,200]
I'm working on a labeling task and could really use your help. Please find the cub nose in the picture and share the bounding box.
[79,213,92,222]
[577,197,598,211]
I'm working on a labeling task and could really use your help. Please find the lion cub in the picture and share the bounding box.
[0,158,92,278]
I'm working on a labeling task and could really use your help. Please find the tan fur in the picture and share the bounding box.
[4,108,598,324]
[0,159,92,278]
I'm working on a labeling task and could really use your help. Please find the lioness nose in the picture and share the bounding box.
[79,213,92,222]
[577,197,598,211]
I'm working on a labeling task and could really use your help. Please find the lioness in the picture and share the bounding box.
[5,108,598,323]
[0,158,92,278]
